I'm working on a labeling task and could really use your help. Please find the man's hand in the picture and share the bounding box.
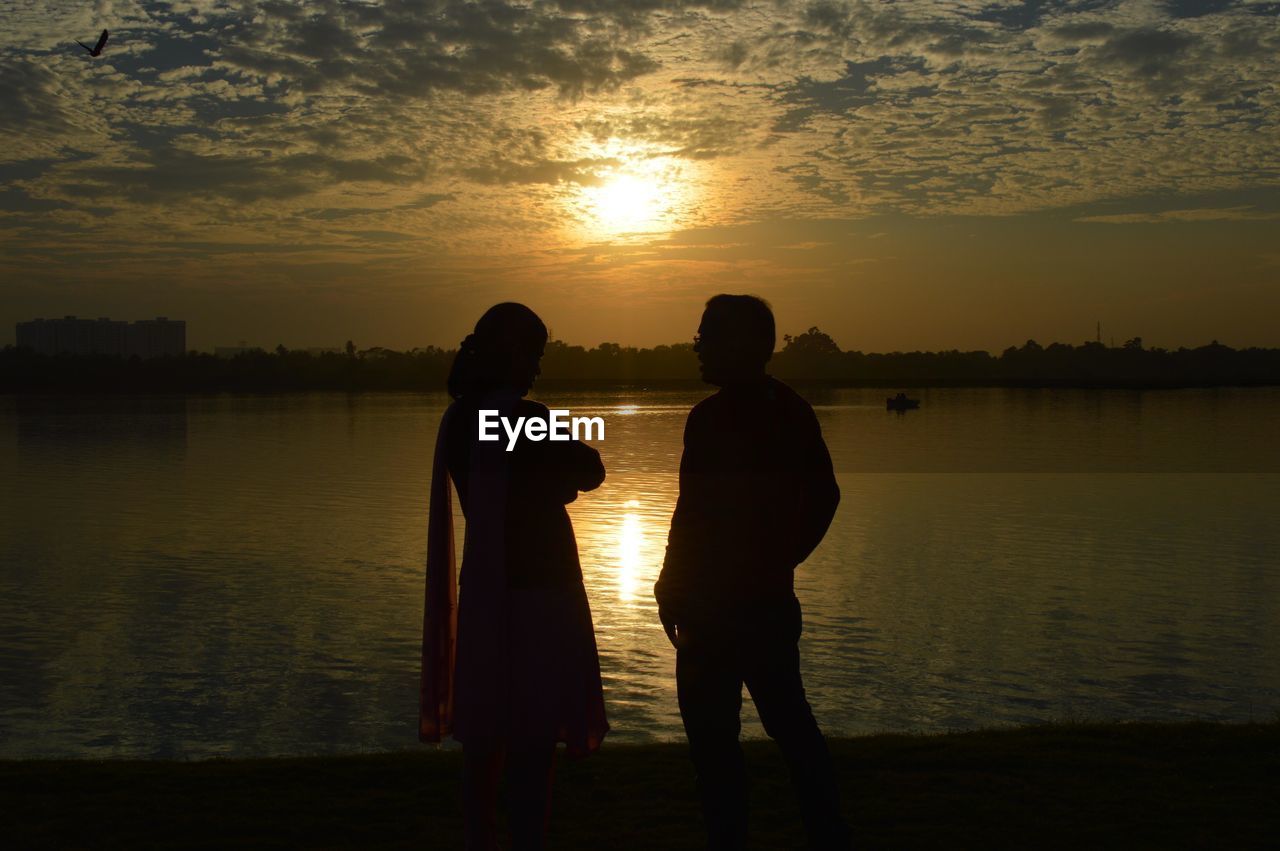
[658,604,681,650]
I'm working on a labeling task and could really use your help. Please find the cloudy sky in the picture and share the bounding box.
[2,0,1278,351]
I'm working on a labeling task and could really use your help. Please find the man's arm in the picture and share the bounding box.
[654,405,707,647]
[787,402,840,568]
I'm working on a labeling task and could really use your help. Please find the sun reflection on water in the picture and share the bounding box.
[616,499,644,601]
[606,497,671,604]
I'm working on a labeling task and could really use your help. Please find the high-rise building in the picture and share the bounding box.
[127,317,187,358]
[15,316,186,358]
[16,316,127,355]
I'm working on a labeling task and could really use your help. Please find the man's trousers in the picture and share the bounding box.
[676,596,849,850]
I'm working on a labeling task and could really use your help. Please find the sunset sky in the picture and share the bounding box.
[2,0,1278,352]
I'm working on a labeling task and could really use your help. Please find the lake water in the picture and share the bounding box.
[1,387,1278,759]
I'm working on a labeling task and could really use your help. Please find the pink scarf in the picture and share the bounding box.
[419,402,458,742]
[420,393,608,754]
[419,393,516,742]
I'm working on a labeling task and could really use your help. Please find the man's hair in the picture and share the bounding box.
[704,294,776,366]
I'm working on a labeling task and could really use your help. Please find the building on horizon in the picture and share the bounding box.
[16,316,186,358]
[127,317,186,358]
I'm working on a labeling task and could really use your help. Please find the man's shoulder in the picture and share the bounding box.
[687,389,723,419]
[681,390,727,442]
[766,376,816,416]
[686,379,814,418]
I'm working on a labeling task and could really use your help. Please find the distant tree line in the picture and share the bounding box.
[768,328,1280,386]
[3,330,1279,392]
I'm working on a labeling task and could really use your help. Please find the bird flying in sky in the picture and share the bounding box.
[76,30,109,57]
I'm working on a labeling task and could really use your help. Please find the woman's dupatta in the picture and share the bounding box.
[419,391,606,753]
[420,393,515,744]
[419,403,458,742]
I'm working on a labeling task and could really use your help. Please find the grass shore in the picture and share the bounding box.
[3,722,1277,849]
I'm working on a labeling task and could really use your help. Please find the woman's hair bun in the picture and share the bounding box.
[447,303,548,400]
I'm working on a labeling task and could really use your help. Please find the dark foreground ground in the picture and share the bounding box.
[3,722,1277,849]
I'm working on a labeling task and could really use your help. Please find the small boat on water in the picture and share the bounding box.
[886,392,920,411]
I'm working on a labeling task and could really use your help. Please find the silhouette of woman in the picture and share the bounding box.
[421,303,609,850]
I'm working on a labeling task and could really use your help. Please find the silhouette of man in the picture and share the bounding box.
[655,294,848,850]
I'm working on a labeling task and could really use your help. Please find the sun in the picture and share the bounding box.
[571,139,699,239]
[588,173,664,232]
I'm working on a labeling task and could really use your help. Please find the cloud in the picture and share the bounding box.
[0,58,111,161]
[0,0,1277,268]
[1091,26,1200,93]
[1075,205,1280,223]
[298,192,454,221]
[47,146,429,206]
[577,111,751,159]
[208,0,663,100]
[462,156,616,186]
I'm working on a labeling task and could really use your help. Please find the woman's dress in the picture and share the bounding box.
[420,390,609,756]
